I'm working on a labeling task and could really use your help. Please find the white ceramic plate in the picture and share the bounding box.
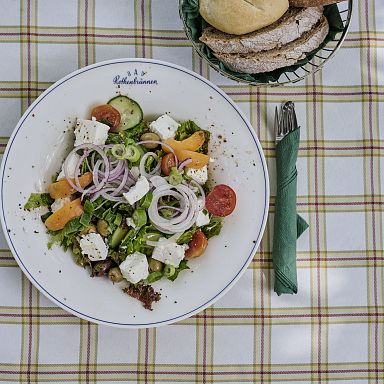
[0,59,269,328]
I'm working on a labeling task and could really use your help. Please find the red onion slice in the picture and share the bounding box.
[139,152,161,179]
[63,144,110,194]
[178,158,192,171]
[148,183,201,234]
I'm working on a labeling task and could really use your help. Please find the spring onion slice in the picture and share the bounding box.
[164,265,176,278]
[124,145,141,162]
[111,144,126,160]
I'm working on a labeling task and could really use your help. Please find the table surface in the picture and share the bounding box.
[0,1,383,383]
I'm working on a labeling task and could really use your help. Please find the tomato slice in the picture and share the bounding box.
[161,153,177,176]
[185,230,208,259]
[91,104,121,132]
[205,184,236,217]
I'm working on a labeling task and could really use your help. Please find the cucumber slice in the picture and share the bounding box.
[108,95,143,131]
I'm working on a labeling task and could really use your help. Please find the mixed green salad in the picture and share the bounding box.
[25,95,236,310]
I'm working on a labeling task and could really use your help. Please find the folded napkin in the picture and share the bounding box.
[273,127,308,295]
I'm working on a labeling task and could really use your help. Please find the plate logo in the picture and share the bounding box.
[113,69,158,85]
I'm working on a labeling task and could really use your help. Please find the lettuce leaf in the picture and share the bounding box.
[133,225,161,256]
[201,217,222,239]
[106,121,146,145]
[24,193,54,210]
[80,200,94,226]
[177,226,197,245]
[175,121,210,154]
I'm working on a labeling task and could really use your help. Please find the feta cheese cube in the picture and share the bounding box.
[196,210,210,227]
[186,165,208,185]
[57,152,81,180]
[74,118,109,147]
[149,114,180,140]
[123,176,150,205]
[149,175,168,188]
[51,196,72,213]
[79,233,108,261]
[152,238,187,267]
[119,252,149,284]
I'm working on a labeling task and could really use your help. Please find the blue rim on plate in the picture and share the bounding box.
[0,59,269,327]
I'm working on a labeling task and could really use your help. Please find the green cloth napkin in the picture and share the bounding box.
[273,127,308,295]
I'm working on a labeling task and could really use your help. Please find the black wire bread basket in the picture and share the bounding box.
[180,0,353,86]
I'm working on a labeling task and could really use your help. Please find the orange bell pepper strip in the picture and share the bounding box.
[48,172,93,199]
[45,198,84,231]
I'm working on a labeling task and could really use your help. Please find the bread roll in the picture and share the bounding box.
[199,0,289,35]
[200,7,323,54]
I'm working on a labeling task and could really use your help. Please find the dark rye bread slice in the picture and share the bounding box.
[290,0,345,6]
[200,7,323,54]
[214,16,329,74]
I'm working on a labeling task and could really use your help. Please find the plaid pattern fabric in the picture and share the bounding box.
[0,0,383,382]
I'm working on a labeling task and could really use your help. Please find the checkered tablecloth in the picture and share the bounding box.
[0,0,383,383]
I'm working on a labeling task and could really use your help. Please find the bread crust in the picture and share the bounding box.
[200,7,323,54]
[199,0,289,35]
[289,0,344,6]
[214,16,329,74]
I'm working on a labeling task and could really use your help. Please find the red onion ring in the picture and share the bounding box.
[64,144,110,194]
[178,158,192,171]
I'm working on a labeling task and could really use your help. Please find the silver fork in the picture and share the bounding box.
[275,101,298,142]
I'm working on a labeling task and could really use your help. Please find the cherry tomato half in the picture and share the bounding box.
[205,184,236,217]
[161,153,177,176]
[185,230,208,259]
[91,104,121,132]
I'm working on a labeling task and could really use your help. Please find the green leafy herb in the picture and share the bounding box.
[124,121,146,142]
[168,260,189,281]
[24,193,54,210]
[175,120,210,154]
[169,167,183,186]
[106,121,146,145]
[201,216,222,239]
[177,226,197,245]
[80,200,94,226]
